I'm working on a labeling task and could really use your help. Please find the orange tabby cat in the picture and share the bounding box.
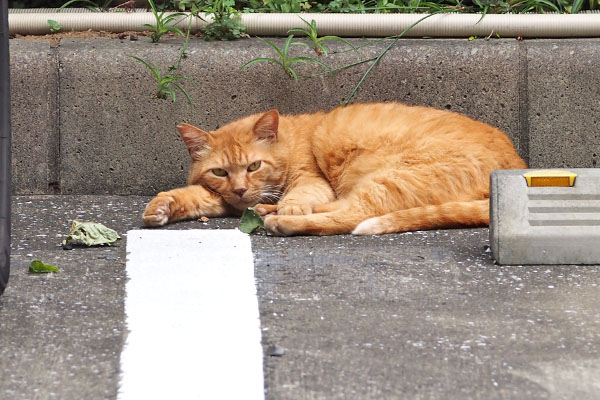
[143,102,526,235]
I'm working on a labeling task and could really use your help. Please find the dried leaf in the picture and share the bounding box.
[63,220,121,247]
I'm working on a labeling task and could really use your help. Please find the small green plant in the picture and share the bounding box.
[172,0,245,41]
[239,12,446,103]
[240,34,332,80]
[256,0,309,12]
[144,0,187,43]
[131,16,194,105]
[287,17,356,56]
[203,12,246,41]
[131,56,193,104]
[59,0,599,15]
[192,0,247,41]
[47,19,62,33]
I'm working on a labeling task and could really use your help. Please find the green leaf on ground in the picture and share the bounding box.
[63,220,121,247]
[29,260,60,274]
[239,208,265,234]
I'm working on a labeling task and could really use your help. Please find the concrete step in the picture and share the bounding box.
[9,36,600,194]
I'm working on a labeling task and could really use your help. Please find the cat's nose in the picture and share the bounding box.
[233,188,247,198]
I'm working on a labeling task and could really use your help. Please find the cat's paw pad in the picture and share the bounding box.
[264,215,293,236]
[277,203,312,216]
[143,196,174,227]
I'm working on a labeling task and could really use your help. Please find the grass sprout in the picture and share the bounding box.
[200,0,247,40]
[131,9,194,106]
[144,0,187,43]
[131,56,193,104]
[288,17,357,56]
[240,34,333,80]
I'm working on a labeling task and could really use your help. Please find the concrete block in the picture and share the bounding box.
[231,38,523,156]
[351,39,524,156]
[9,40,59,194]
[527,39,600,169]
[58,38,191,195]
[490,168,600,265]
[57,37,523,194]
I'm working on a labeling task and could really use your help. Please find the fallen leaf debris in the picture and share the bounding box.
[62,220,121,247]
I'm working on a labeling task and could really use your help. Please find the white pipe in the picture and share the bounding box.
[10,11,206,35]
[243,12,600,37]
[8,9,600,37]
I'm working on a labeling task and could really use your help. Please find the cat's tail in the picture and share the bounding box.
[352,199,489,235]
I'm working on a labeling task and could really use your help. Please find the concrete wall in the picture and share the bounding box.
[9,37,600,194]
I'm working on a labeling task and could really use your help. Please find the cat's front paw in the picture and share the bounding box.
[277,203,312,216]
[143,195,175,227]
[263,215,290,236]
[264,214,307,236]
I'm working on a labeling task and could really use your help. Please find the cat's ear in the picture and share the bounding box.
[177,123,211,160]
[253,110,279,142]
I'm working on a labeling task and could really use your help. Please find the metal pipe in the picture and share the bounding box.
[1,0,11,296]
[7,10,600,38]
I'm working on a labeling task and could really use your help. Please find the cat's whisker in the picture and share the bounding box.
[258,189,284,204]
[260,185,284,199]
[258,194,280,203]
[262,184,284,192]
[261,188,283,196]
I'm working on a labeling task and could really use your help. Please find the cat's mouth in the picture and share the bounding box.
[225,187,280,210]
[226,196,260,210]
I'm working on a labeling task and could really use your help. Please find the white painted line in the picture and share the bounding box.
[119,229,264,400]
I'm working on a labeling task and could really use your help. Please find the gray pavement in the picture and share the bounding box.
[2,195,600,399]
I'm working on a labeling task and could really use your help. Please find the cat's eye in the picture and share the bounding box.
[212,168,228,177]
[247,161,261,172]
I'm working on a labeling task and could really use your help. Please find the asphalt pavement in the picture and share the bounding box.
[2,195,600,399]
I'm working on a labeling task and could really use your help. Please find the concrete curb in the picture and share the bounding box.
[9,37,600,195]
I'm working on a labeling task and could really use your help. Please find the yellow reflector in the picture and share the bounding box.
[523,170,577,187]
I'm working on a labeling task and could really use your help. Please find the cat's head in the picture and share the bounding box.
[177,110,284,211]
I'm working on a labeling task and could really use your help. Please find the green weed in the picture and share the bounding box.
[165,0,593,14]
[240,34,332,80]
[202,0,247,40]
[144,0,187,43]
[173,0,246,40]
[131,56,193,104]
[57,0,598,15]
[287,17,357,56]
[130,16,194,106]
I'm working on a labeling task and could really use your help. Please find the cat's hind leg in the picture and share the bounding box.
[264,170,420,235]
[263,168,489,235]
[352,199,489,235]
[264,198,489,236]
